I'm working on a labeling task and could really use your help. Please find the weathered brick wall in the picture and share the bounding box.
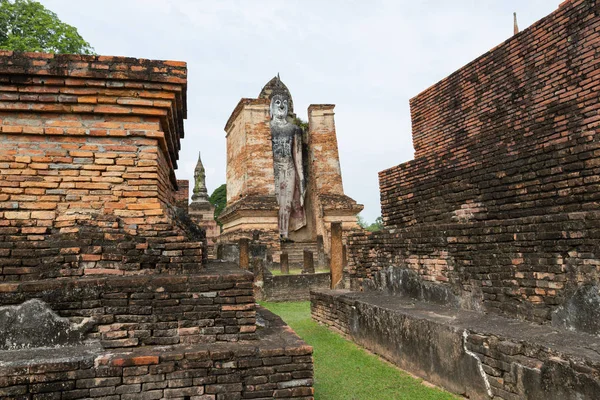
[0,266,256,346]
[0,309,314,399]
[224,99,274,203]
[348,0,600,328]
[175,179,189,212]
[0,52,203,279]
[311,289,600,400]
[262,272,331,302]
[0,52,316,400]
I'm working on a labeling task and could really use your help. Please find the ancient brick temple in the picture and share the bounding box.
[312,1,600,399]
[0,51,313,398]
[219,77,363,264]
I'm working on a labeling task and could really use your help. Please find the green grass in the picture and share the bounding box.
[260,301,458,400]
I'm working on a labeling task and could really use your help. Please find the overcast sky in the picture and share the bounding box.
[41,0,559,222]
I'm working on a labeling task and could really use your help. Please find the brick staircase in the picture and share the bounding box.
[280,241,319,267]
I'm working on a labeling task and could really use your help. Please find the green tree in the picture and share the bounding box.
[292,117,309,132]
[366,216,384,232]
[357,214,369,229]
[0,0,94,54]
[357,214,384,232]
[209,184,227,227]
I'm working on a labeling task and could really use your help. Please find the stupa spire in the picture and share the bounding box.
[191,151,209,203]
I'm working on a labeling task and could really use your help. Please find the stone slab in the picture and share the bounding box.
[311,289,600,400]
[0,307,314,399]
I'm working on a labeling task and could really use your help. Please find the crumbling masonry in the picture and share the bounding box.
[0,51,313,399]
[312,1,600,399]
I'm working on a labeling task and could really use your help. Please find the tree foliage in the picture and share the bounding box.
[357,214,384,232]
[292,116,309,132]
[0,0,94,54]
[209,184,227,227]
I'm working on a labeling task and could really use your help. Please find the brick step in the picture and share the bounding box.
[280,241,319,265]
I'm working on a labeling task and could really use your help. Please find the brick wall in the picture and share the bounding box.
[0,308,314,399]
[0,52,203,279]
[175,179,189,212]
[262,272,331,302]
[0,266,257,346]
[347,0,600,329]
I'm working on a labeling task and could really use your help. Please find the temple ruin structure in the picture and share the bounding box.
[0,51,313,399]
[219,77,363,265]
[312,1,600,398]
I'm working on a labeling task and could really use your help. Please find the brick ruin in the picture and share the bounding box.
[312,1,600,399]
[0,51,314,399]
[219,77,363,265]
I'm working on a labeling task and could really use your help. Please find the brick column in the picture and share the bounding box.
[303,249,315,274]
[317,235,326,268]
[280,253,289,275]
[330,222,343,288]
[252,257,264,301]
[239,238,249,269]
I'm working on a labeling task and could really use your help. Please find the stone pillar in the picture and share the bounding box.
[316,235,326,268]
[239,238,249,269]
[330,222,343,289]
[252,257,264,300]
[303,249,315,274]
[216,243,223,260]
[280,253,289,275]
[307,105,344,195]
[343,245,347,268]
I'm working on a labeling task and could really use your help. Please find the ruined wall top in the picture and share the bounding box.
[0,51,187,175]
[224,97,269,133]
[0,50,187,86]
[408,0,587,160]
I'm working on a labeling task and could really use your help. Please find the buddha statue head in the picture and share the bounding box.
[269,74,290,123]
[270,94,289,122]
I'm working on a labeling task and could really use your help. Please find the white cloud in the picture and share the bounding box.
[42,0,559,222]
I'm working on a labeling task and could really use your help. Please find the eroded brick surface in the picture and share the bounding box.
[0,307,313,400]
[311,289,600,400]
[0,52,203,279]
[347,0,600,326]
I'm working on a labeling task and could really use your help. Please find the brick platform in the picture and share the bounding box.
[0,307,313,400]
[0,52,314,399]
[0,263,258,347]
[312,289,600,400]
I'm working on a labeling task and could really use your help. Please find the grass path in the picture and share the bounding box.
[261,301,457,400]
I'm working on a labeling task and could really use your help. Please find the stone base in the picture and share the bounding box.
[311,289,600,400]
[261,273,331,302]
[280,241,319,268]
[0,263,258,347]
[0,307,314,399]
[219,229,281,263]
